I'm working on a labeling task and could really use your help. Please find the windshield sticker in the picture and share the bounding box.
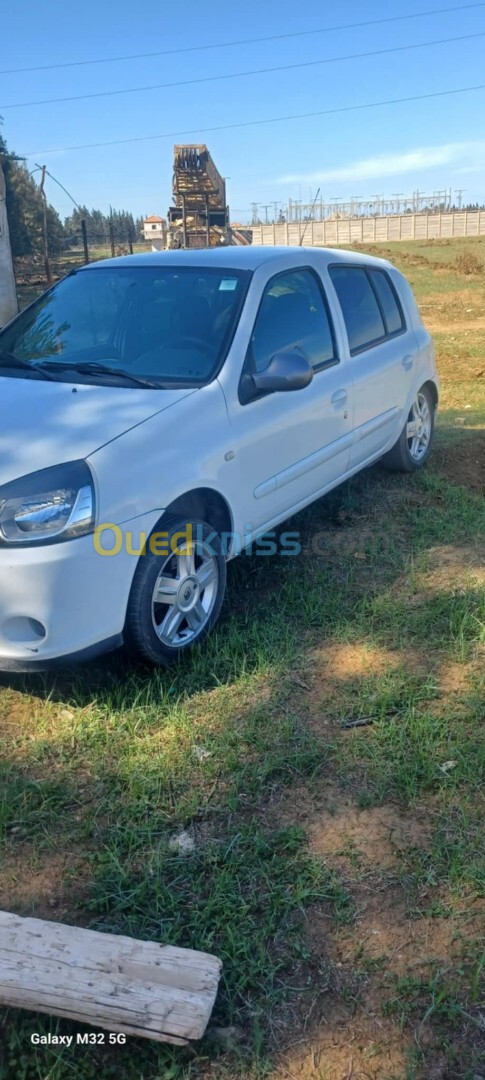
[219,278,238,291]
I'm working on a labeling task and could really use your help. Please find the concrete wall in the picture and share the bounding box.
[250,211,485,247]
[0,161,18,326]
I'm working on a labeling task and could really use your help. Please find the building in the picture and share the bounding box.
[142,215,167,244]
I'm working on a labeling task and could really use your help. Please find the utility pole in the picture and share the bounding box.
[299,187,321,246]
[251,202,260,225]
[272,201,281,223]
[261,204,270,224]
[81,219,89,264]
[455,188,465,210]
[38,166,52,287]
[109,213,115,257]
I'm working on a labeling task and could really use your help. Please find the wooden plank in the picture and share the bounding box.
[0,911,222,1044]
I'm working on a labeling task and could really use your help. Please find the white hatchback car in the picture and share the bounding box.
[0,246,438,671]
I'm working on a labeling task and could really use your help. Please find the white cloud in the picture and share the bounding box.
[276,142,485,185]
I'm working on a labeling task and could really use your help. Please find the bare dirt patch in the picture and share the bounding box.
[267,783,432,873]
[436,655,483,695]
[311,642,398,681]
[299,642,403,722]
[306,799,431,871]
[413,543,485,592]
[270,1012,412,1080]
[385,543,485,618]
[432,431,485,493]
[330,889,484,978]
[426,317,485,332]
[266,781,484,1080]
[0,846,92,921]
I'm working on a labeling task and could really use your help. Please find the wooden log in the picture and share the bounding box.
[0,911,222,1044]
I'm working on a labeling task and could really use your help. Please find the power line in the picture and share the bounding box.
[36,166,82,210]
[22,81,485,157]
[2,30,484,111]
[0,2,483,76]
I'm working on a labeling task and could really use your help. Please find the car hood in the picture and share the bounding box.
[0,377,195,487]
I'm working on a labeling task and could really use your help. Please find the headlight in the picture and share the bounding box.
[0,460,95,546]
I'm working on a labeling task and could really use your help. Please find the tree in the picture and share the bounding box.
[0,120,66,256]
[64,207,138,247]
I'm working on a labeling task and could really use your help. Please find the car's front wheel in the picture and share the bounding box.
[381,385,435,472]
[125,517,226,665]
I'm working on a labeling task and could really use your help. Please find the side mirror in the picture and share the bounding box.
[251,350,313,394]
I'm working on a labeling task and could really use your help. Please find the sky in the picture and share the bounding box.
[2,0,485,223]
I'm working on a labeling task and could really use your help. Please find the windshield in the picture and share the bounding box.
[0,265,251,387]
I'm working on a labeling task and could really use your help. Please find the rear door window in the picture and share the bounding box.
[329,266,385,354]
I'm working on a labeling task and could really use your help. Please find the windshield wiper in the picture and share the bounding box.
[0,351,56,381]
[40,360,159,389]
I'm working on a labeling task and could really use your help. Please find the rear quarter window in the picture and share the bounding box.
[367,269,404,335]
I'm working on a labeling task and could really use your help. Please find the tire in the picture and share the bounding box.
[125,516,227,666]
[381,385,435,472]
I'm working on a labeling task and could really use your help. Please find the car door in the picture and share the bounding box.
[218,266,353,540]
[327,264,415,469]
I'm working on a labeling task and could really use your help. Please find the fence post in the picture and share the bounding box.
[128,232,134,255]
[81,219,89,264]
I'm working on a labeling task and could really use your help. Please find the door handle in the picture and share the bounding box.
[402,354,414,371]
[331,389,348,405]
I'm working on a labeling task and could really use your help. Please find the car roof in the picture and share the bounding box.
[82,245,394,273]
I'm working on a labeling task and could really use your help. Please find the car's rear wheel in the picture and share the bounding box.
[125,517,226,665]
[381,385,435,472]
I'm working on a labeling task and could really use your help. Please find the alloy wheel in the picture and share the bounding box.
[406,391,432,462]
[151,539,219,648]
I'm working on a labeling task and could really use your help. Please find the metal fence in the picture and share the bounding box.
[250,211,485,247]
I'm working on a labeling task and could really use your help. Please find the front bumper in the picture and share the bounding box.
[0,513,159,671]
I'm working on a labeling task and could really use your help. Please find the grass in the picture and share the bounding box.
[1,236,484,1080]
